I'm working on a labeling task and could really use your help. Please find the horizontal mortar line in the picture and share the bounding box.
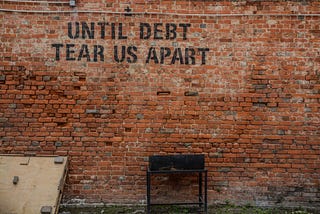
[1,0,69,4]
[0,8,319,17]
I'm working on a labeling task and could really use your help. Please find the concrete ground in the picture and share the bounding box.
[59,205,319,214]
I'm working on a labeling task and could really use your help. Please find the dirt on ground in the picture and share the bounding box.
[59,205,319,214]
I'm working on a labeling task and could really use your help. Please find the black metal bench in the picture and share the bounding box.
[147,154,207,213]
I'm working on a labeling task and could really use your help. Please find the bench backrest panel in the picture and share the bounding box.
[149,154,205,171]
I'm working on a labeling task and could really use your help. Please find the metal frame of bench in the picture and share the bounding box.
[146,168,207,214]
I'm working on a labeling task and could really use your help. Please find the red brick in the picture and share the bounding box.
[0,0,319,208]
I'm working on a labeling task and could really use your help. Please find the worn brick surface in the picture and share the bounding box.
[0,0,319,208]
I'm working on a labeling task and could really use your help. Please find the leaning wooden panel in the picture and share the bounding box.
[0,155,68,214]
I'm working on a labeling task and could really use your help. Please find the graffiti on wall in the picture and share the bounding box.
[51,22,210,65]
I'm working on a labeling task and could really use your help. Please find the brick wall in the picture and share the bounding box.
[0,0,319,208]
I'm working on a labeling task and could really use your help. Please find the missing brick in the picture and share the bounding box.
[57,122,68,127]
[184,91,199,96]
[157,91,171,96]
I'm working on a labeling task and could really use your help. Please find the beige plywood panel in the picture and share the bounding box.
[0,155,67,214]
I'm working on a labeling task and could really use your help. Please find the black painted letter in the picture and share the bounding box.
[94,45,104,62]
[127,46,137,63]
[165,23,177,40]
[118,23,128,39]
[146,47,159,64]
[140,23,151,39]
[52,44,63,61]
[160,47,171,64]
[198,48,209,65]
[154,23,163,40]
[81,22,95,39]
[97,22,108,39]
[179,23,191,40]
[78,44,91,61]
[114,46,126,63]
[185,48,195,65]
[171,48,184,64]
[68,22,79,39]
[66,44,76,61]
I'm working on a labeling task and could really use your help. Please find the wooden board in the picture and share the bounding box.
[0,155,67,214]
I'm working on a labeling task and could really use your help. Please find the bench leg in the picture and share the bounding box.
[199,172,203,209]
[147,171,151,214]
[205,170,208,214]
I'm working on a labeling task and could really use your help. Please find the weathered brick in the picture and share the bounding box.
[0,0,319,209]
